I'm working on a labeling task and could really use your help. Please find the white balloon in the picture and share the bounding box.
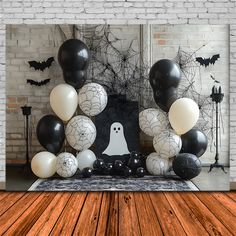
[146,153,170,175]
[31,151,56,178]
[66,115,96,151]
[78,83,108,116]
[76,149,97,171]
[153,130,182,159]
[50,84,78,122]
[168,98,199,135]
[139,108,168,137]
[56,152,78,178]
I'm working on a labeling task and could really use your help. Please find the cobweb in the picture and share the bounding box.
[174,46,223,149]
[73,25,221,147]
[75,25,149,106]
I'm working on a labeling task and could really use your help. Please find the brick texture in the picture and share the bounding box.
[1,0,236,184]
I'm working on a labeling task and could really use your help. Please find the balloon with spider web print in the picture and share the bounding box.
[56,152,78,178]
[78,82,108,116]
[153,130,182,159]
[139,108,169,137]
[146,153,171,175]
[66,115,97,151]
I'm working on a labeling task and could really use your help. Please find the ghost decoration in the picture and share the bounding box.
[78,83,108,116]
[66,115,96,151]
[146,152,170,175]
[102,122,130,156]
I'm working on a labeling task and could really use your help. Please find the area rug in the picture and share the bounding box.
[28,175,199,191]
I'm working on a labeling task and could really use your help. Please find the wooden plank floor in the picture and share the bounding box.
[0,192,235,235]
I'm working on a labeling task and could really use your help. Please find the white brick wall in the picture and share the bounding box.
[1,0,236,186]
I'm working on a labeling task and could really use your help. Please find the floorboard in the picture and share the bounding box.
[106,192,119,236]
[0,192,235,236]
[0,193,42,234]
[134,193,163,236]
[211,192,236,217]
[119,192,141,236]
[26,192,72,236]
[72,192,103,235]
[3,193,55,236]
[195,192,236,235]
[0,192,11,202]
[225,192,236,202]
[165,192,209,236]
[183,193,232,236]
[0,192,25,217]
[149,192,186,236]
[49,192,87,236]
[96,192,111,236]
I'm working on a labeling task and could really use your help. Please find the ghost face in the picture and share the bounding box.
[111,122,123,135]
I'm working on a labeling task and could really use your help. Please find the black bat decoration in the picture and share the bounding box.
[28,57,54,71]
[210,75,220,84]
[27,79,50,86]
[196,54,220,67]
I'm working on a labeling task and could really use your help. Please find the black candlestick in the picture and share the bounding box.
[21,105,32,169]
[209,86,226,173]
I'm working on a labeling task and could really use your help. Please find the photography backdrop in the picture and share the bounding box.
[0,0,236,188]
[5,24,229,167]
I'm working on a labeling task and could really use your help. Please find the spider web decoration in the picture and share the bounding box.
[65,116,97,151]
[75,25,149,106]
[153,130,182,159]
[73,25,222,149]
[174,45,205,94]
[56,152,78,178]
[174,46,224,150]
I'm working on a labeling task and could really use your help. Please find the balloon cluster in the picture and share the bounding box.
[84,152,146,178]
[32,39,108,179]
[140,59,208,180]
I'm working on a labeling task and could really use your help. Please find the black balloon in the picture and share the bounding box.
[58,39,90,89]
[153,87,178,112]
[136,167,145,178]
[82,167,93,178]
[63,70,87,89]
[181,129,208,157]
[127,155,142,170]
[114,160,124,171]
[58,39,90,71]
[93,159,106,171]
[173,153,202,180]
[130,151,140,159]
[149,59,181,89]
[123,166,133,177]
[36,115,65,154]
[104,163,113,174]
